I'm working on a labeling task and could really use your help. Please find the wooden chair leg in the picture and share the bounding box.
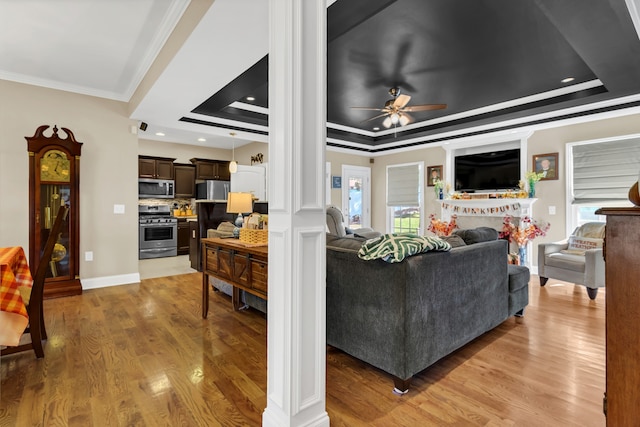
[40,304,47,340]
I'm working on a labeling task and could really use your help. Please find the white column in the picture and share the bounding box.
[263,1,330,427]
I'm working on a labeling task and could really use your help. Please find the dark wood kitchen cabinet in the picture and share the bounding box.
[138,155,175,179]
[190,158,230,181]
[594,207,640,426]
[174,163,195,197]
[177,219,190,256]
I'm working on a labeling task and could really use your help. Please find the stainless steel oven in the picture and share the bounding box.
[139,205,177,259]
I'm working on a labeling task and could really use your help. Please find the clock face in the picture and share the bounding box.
[40,149,71,182]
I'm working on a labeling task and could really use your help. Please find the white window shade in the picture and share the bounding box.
[572,137,640,204]
[387,164,420,206]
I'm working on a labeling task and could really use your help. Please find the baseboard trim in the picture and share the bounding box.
[81,273,141,290]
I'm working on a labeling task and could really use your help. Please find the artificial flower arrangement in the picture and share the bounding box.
[428,213,457,237]
[499,214,550,247]
[524,170,545,197]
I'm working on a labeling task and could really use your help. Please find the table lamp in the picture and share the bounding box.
[227,192,253,238]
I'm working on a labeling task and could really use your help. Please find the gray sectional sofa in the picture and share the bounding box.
[326,229,528,394]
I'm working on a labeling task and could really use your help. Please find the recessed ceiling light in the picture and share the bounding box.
[197,138,206,142]
[155,132,165,136]
[561,77,575,83]
[246,96,255,101]
[373,127,380,131]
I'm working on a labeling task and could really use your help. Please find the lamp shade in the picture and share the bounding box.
[227,192,253,214]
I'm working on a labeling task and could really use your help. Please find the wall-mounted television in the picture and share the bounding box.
[454,148,521,192]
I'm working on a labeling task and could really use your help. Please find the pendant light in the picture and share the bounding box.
[229,132,238,173]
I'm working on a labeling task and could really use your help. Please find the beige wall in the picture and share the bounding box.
[3,77,640,281]
[0,79,139,281]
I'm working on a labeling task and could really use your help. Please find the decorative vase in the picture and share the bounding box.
[518,245,527,266]
[528,181,536,198]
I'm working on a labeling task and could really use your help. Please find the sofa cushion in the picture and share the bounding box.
[326,234,366,252]
[546,252,586,273]
[561,235,603,255]
[453,227,498,245]
[507,264,530,292]
[442,234,467,248]
[574,222,605,239]
[357,233,451,263]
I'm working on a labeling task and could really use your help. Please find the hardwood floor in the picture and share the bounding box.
[1,273,605,426]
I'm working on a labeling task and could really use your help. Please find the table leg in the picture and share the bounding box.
[232,286,242,311]
[202,272,209,318]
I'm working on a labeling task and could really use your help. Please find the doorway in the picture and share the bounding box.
[341,165,371,229]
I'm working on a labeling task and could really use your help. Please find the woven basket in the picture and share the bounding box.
[239,228,268,244]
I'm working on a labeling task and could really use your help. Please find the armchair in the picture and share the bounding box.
[326,206,381,239]
[538,222,605,299]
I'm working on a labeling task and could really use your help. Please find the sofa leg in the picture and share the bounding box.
[392,377,411,395]
[587,287,598,300]
[515,308,524,317]
[540,277,548,286]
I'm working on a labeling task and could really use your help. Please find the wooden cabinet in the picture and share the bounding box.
[177,219,190,256]
[26,125,82,298]
[595,207,640,425]
[138,156,175,179]
[174,163,195,197]
[201,237,268,317]
[190,158,230,181]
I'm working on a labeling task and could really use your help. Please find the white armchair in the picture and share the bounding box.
[537,222,606,299]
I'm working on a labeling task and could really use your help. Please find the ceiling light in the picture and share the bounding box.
[399,114,410,127]
[155,132,165,136]
[561,77,575,83]
[373,127,380,131]
[246,96,255,101]
[390,113,400,125]
[197,138,206,142]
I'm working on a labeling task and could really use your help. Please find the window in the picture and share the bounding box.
[567,135,640,231]
[386,162,423,234]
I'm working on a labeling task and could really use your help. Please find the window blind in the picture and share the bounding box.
[572,137,640,204]
[387,164,420,206]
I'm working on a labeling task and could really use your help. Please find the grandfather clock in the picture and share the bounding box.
[26,125,82,298]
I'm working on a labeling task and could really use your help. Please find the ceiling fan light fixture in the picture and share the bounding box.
[399,114,410,126]
[390,113,400,125]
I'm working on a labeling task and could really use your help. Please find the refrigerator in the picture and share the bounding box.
[196,180,230,200]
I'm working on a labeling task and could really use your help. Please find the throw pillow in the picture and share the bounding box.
[357,233,451,263]
[561,235,603,255]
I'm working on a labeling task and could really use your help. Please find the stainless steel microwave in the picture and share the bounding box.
[138,178,175,199]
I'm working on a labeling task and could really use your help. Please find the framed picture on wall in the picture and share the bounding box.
[427,165,443,186]
[533,152,559,180]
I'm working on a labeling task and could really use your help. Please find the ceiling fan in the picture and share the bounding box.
[353,87,446,128]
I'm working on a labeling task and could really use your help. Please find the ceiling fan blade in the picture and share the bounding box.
[403,103,447,112]
[393,94,411,109]
[351,107,385,111]
[363,112,391,123]
[382,116,392,128]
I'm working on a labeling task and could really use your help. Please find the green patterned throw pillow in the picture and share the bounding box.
[357,233,451,263]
